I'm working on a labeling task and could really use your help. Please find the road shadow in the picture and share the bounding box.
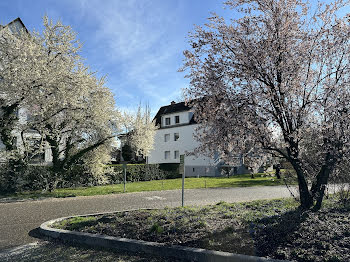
[28,228,43,240]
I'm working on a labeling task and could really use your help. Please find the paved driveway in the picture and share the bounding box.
[0,186,295,251]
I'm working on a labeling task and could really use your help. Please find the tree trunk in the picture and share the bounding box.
[311,154,336,210]
[314,184,326,211]
[290,159,313,209]
[0,103,19,151]
[275,165,281,179]
[46,136,61,170]
[46,134,64,192]
[47,177,59,192]
[285,139,314,209]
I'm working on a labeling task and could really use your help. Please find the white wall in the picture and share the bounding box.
[161,111,193,127]
[148,123,214,167]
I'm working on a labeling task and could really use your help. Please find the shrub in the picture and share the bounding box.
[0,163,107,194]
[0,163,53,193]
[107,164,168,183]
[0,162,180,194]
[150,222,164,234]
[159,163,180,179]
[0,162,17,194]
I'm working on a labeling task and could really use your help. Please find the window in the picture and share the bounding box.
[164,134,170,142]
[174,133,179,141]
[165,151,170,159]
[174,150,179,159]
[175,115,180,124]
[165,117,171,125]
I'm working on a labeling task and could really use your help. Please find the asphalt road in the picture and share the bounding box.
[0,186,295,251]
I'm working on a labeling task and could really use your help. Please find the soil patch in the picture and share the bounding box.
[53,198,350,261]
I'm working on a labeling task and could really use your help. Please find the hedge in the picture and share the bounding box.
[0,163,181,194]
[106,163,180,183]
[0,164,103,193]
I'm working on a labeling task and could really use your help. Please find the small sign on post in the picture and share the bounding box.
[180,154,185,207]
[179,154,185,173]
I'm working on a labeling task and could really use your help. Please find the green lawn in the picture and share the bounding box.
[1,173,289,200]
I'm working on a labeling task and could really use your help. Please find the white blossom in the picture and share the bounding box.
[0,16,120,189]
[181,0,350,209]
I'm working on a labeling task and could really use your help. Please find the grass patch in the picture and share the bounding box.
[54,216,98,230]
[53,197,350,262]
[0,173,292,201]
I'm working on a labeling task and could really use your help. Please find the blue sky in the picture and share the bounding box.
[0,0,232,116]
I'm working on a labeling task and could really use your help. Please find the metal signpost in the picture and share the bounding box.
[180,154,185,207]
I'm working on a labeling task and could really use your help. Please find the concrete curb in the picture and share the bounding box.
[39,210,288,262]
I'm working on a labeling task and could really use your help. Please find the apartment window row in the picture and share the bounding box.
[164,115,180,126]
[165,150,179,159]
[164,133,179,142]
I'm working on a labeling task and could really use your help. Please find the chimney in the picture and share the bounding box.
[171,101,176,105]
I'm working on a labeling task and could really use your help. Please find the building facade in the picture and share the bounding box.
[148,101,246,177]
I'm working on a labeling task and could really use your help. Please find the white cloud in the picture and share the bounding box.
[78,0,180,60]
[72,0,188,112]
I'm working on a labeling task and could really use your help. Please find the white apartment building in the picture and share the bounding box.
[148,101,251,177]
[148,101,235,177]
